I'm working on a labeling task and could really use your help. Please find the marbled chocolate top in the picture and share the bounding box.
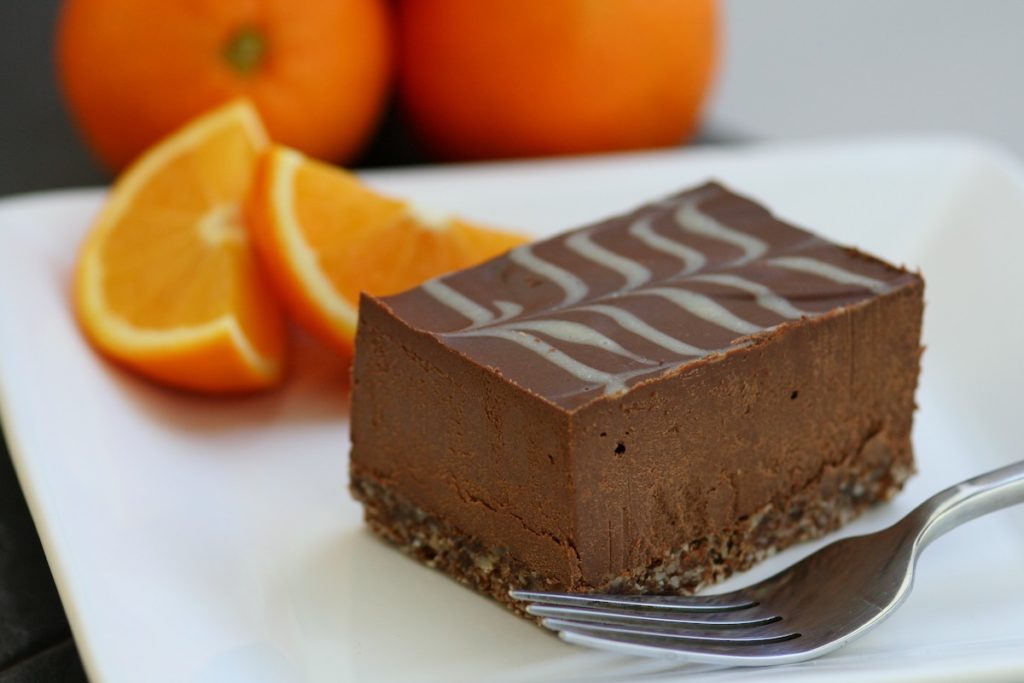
[381,182,919,410]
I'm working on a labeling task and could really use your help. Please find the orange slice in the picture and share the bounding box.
[245,145,529,355]
[74,100,286,393]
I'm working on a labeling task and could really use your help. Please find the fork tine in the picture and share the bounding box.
[557,628,806,666]
[540,618,796,646]
[526,604,779,628]
[508,590,756,612]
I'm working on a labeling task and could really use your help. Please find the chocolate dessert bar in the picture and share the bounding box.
[349,182,923,619]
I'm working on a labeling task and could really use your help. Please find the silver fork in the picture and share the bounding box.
[510,459,1024,667]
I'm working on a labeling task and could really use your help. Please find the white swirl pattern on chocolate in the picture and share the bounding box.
[487,319,654,365]
[767,256,893,295]
[675,195,768,264]
[423,191,894,397]
[688,273,808,319]
[627,215,705,275]
[420,279,495,325]
[453,327,655,395]
[565,230,652,288]
[508,244,588,306]
[625,287,762,335]
[576,304,708,357]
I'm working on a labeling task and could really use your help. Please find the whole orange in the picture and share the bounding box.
[396,0,717,160]
[56,0,392,171]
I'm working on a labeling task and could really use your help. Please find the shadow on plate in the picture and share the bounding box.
[91,327,351,434]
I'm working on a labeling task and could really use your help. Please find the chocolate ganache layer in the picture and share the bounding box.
[350,182,924,616]
[382,182,917,409]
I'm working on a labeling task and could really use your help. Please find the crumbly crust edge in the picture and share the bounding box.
[350,452,913,622]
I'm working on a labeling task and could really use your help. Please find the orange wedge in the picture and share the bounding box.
[245,145,528,355]
[74,100,286,393]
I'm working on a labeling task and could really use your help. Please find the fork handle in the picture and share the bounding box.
[911,459,1024,549]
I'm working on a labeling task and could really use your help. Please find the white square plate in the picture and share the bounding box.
[1,137,1023,683]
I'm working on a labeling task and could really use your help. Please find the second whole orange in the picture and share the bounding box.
[396,0,717,161]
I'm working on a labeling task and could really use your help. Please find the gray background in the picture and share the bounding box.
[710,0,1024,153]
